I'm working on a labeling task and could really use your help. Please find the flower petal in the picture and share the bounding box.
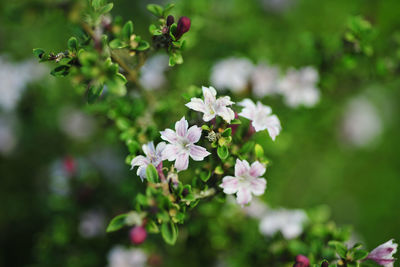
[162,144,179,161]
[185,98,205,113]
[142,141,155,158]
[202,86,217,105]
[160,128,178,143]
[174,152,189,171]
[187,125,202,143]
[155,142,166,155]
[236,187,252,205]
[249,161,266,177]
[234,159,250,177]
[265,115,281,141]
[131,155,149,168]
[175,117,188,137]
[189,144,210,161]
[137,166,147,181]
[250,178,267,196]
[220,176,239,194]
[217,106,235,123]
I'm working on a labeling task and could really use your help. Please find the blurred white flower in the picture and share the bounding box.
[131,141,166,181]
[366,239,398,267]
[107,246,147,267]
[49,159,71,196]
[210,57,254,93]
[242,197,269,219]
[251,63,280,98]
[0,56,46,111]
[139,54,169,90]
[238,99,281,141]
[0,116,17,155]
[220,159,267,206]
[185,86,235,123]
[161,117,210,171]
[78,210,106,238]
[259,208,307,239]
[278,66,320,108]
[58,107,96,141]
[340,96,383,147]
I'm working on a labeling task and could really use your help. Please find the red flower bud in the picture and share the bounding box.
[129,226,147,245]
[293,255,310,267]
[63,156,76,175]
[175,16,191,40]
[166,15,175,27]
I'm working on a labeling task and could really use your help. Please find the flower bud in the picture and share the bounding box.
[166,15,175,27]
[366,239,398,266]
[174,16,191,40]
[320,261,329,267]
[129,226,147,245]
[293,255,310,267]
[63,156,76,176]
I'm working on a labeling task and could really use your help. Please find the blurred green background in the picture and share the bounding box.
[0,0,399,266]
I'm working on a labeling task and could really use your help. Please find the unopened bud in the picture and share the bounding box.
[175,16,191,40]
[166,15,175,27]
[129,226,147,245]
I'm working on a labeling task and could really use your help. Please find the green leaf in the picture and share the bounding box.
[240,141,255,154]
[146,220,159,233]
[201,125,210,131]
[122,21,134,41]
[67,37,78,52]
[115,73,127,83]
[328,241,348,258]
[353,249,368,261]
[87,84,104,104]
[33,48,45,59]
[162,3,175,17]
[161,221,178,245]
[169,24,177,40]
[98,2,113,14]
[169,50,183,66]
[200,170,211,182]
[217,145,229,160]
[92,0,106,9]
[109,39,126,49]
[106,213,128,232]
[147,4,163,17]
[254,144,264,158]
[50,65,70,77]
[146,164,159,183]
[136,40,150,51]
[149,24,162,35]
[230,118,242,125]
[221,128,232,137]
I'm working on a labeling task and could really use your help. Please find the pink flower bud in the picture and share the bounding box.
[63,156,76,175]
[175,16,191,40]
[293,255,310,267]
[367,239,398,266]
[129,226,147,245]
[166,15,175,27]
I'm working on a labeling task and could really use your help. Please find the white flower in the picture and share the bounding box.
[242,197,269,219]
[340,96,383,147]
[238,99,281,141]
[161,117,210,171]
[259,208,307,239]
[251,64,280,98]
[278,66,320,108]
[220,159,267,206]
[131,141,166,180]
[78,210,105,238]
[367,239,398,267]
[139,54,169,90]
[210,57,254,93]
[58,107,96,141]
[185,86,235,123]
[107,246,147,267]
[0,116,17,156]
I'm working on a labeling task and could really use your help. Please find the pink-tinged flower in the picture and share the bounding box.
[367,239,398,267]
[161,117,210,171]
[130,226,147,245]
[131,141,166,181]
[185,86,235,123]
[220,159,267,206]
[238,98,281,141]
[293,255,310,267]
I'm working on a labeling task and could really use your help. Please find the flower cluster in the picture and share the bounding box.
[210,57,320,108]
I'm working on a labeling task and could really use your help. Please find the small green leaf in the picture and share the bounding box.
[147,4,163,17]
[87,84,104,104]
[328,241,348,258]
[200,170,211,182]
[122,21,134,40]
[162,3,175,17]
[221,128,232,137]
[67,37,78,52]
[254,144,264,158]
[98,2,113,14]
[230,118,242,125]
[161,221,178,245]
[240,141,255,154]
[146,164,159,183]
[92,0,106,9]
[146,220,159,233]
[106,213,128,232]
[109,39,126,49]
[149,24,162,35]
[33,48,45,59]
[214,166,224,175]
[136,40,150,51]
[217,145,229,160]
[50,65,70,77]
[115,73,127,83]
[353,249,368,261]
[201,125,210,131]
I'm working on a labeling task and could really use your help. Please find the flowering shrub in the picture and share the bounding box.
[0,0,391,266]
